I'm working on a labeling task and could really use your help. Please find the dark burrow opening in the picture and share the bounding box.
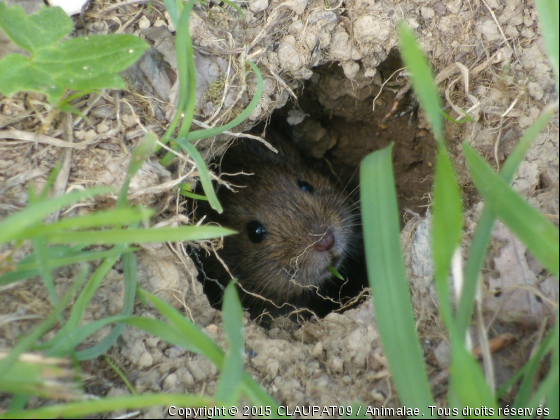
[195,50,436,322]
[267,48,436,221]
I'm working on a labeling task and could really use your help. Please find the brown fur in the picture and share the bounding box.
[196,135,362,317]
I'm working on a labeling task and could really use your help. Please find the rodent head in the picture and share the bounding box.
[208,139,357,310]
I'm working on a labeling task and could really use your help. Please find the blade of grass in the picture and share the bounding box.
[535,1,559,89]
[0,187,113,244]
[159,0,197,157]
[48,316,199,356]
[175,139,223,213]
[398,22,444,143]
[0,247,134,285]
[399,21,499,412]
[0,265,89,377]
[41,245,127,352]
[44,225,235,245]
[510,326,556,411]
[525,309,559,418]
[181,60,264,142]
[431,147,463,325]
[104,355,137,395]
[457,108,554,338]
[2,394,214,419]
[18,207,154,239]
[32,234,58,304]
[463,143,559,277]
[215,281,244,406]
[117,132,157,208]
[360,144,435,416]
[0,359,79,400]
[139,290,279,410]
[74,250,137,360]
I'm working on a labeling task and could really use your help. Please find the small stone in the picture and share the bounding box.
[527,82,544,101]
[138,351,153,368]
[162,373,178,390]
[342,60,360,79]
[249,0,268,13]
[138,16,150,29]
[421,7,435,19]
[286,0,307,15]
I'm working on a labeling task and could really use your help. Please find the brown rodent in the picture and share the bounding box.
[196,133,366,318]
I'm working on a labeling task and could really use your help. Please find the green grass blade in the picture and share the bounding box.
[0,265,89,377]
[535,1,559,89]
[2,394,214,419]
[0,358,79,400]
[215,281,244,406]
[32,234,58,304]
[182,60,264,141]
[38,245,127,352]
[431,146,463,328]
[141,290,224,364]
[463,144,559,277]
[139,290,279,411]
[447,344,500,416]
[0,247,134,285]
[46,304,280,412]
[175,1,197,140]
[519,308,559,419]
[45,225,235,245]
[74,251,138,360]
[175,139,223,213]
[360,144,435,416]
[431,149,497,413]
[48,316,199,356]
[118,132,157,208]
[0,187,113,244]
[38,161,60,200]
[18,207,154,239]
[511,326,556,411]
[104,355,137,395]
[457,109,554,338]
[158,0,197,158]
[220,0,244,17]
[398,22,444,143]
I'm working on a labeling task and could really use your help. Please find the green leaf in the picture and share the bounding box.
[0,4,149,106]
[360,144,435,417]
[0,3,72,52]
[0,54,64,103]
[34,34,149,82]
[463,144,559,277]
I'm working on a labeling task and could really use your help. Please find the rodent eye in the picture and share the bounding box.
[297,180,314,194]
[246,220,267,243]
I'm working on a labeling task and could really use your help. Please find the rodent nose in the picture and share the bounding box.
[313,228,335,252]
